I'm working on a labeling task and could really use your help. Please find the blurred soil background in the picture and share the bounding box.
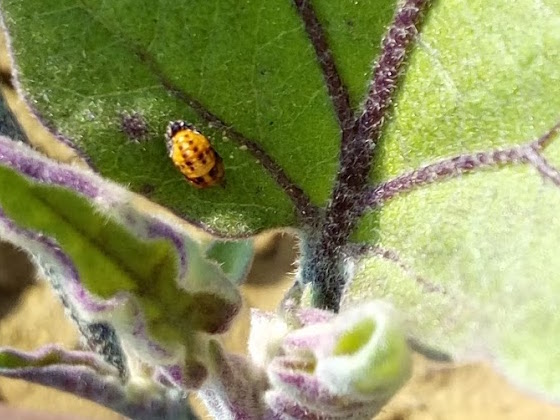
[1,30,560,420]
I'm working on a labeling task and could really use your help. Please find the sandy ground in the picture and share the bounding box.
[1,29,560,420]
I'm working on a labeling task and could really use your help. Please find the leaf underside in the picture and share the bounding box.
[0,0,395,235]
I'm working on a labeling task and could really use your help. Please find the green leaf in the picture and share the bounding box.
[0,0,396,235]
[205,239,254,285]
[0,345,115,372]
[0,346,198,420]
[0,161,190,345]
[0,137,241,349]
[0,163,176,297]
[345,0,560,401]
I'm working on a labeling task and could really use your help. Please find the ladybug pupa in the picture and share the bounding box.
[165,121,225,188]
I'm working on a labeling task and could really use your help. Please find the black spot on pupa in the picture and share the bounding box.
[120,112,149,142]
[346,20,354,28]
[167,120,189,138]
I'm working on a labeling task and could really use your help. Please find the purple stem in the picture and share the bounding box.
[362,121,560,209]
[304,0,433,310]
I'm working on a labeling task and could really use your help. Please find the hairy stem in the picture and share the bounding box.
[303,0,432,310]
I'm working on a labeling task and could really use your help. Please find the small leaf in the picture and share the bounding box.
[0,345,117,374]
[205,239,254,285]
[0,136,241,370]
[0,346,197,420]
